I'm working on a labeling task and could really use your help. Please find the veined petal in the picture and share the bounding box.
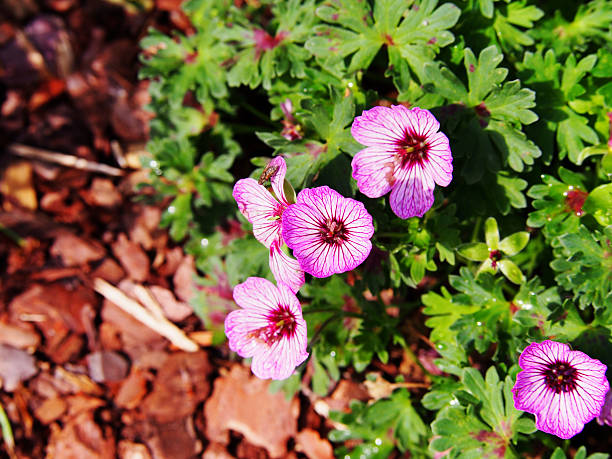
[269,241,305,294]
[232,276,281,313]
[389,163,435,218]
[233,178,284,248]
[400,106,441,138]
[512,340,609,439]
[351,105,409,147]
[283,186,374,277]
[351,146,397,198]
[268,156,290,206]
[424,132,453,187]
[226,277,308,380]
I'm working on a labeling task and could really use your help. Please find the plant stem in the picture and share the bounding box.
[238,100,276,127]
[376,232,408,238]
[0,403,16,459]
[307,314,342,349]
[303,308,362,318]
[0,223,25,248]
[471,216,483,243]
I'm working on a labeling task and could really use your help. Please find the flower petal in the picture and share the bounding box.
[389,162,435,218]
[233,178,284,248]
[283,186,374,277]
[351,146,397,198]
[400,106,441,139]
[226,277,308,380]
[512,340,610,439]
[351,105,408,147]
[424,132,453,187]
[269,241,305,294]
[268,156,290,206]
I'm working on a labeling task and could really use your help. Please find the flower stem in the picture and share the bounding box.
[0,223,25,248]
[303,307,362,318]
[307,314,342,349]
[471,217,483,242]
[376,232,408,238]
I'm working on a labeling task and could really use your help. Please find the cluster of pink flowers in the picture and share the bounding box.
[226,105,454,380]
[224,103,612,448]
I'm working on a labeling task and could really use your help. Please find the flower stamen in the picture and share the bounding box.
[320,218,348,245]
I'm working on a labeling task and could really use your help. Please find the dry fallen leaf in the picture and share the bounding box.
[0,344,38,391]
[296,428,334,459]
[50,231,106,267]
[141,351,210,423]
[85,177,122,208]
[1,161,38,211]
[111,233,149,282]
[86,350,130,383]
[148,285,192,322]
[45,411,115,459]
[204,364,299,458]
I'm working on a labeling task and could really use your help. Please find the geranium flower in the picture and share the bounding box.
[225,277,308,380]
[512,340,609,439]
[282,186,374,278]
[351,105,453,219]
[233,157,305,293]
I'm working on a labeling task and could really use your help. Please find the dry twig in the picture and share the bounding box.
[8,144,124,176]
[93,278,198,352]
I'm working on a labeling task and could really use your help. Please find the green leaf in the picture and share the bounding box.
[499,232,530,256]
[577,144,609,165]
[497,174,528,209]
[557,109,600,163]
[583,183,612,226]
[493,2,544,51]
[478,0,494,19]
[484,80,538,125]
[550,225,612,310]
[430,367,529,459]
[487,120,542,172]
[465,46,507,105]
[307,0,459,79]
[456,242,489,261]
[484,217,500,250]
[498,259,525,285]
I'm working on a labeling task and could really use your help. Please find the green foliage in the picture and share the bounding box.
[430,367,535,459]
[457,217,529,284]
[425,45,540,180]
[330,388,429,457]
[139,0,612,456]
[518,49,602,163]
[551,225,612,314]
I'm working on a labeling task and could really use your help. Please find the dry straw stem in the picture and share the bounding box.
[93,278,198,352]
[8,144,124,176]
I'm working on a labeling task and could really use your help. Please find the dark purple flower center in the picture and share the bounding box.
[248,305,297,345]
[489,249,502,268]
[398,135,429,168]
[319,218,348,245]
[544,361,578,394]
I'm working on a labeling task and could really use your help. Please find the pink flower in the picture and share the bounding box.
[351,105,453,218]
[282,186,374,278]
[512,340,609,439]
[233,157,305,293]
[225,277,308,380]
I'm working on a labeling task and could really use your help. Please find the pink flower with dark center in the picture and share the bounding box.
[512,340,609,439]
[282,186,374,278]
[351,105,453,219]
[225,277,308,380]
[233,157,305,293]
